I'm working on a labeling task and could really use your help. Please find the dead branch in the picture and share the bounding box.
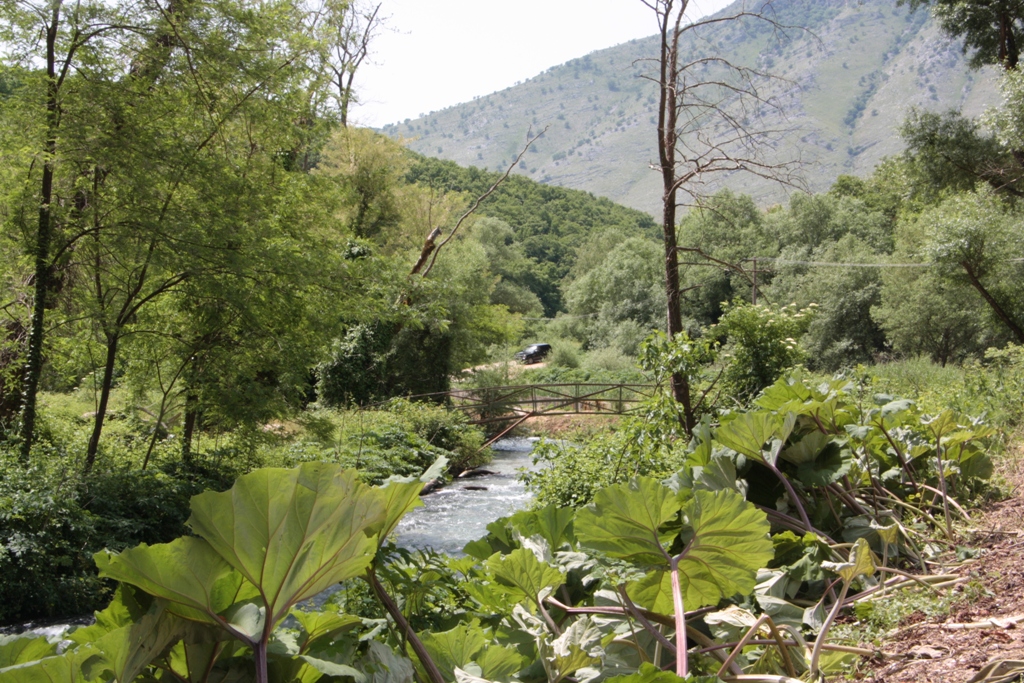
[416,127,548,278]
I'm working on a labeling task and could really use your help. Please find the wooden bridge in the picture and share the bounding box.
[432,383,659,448]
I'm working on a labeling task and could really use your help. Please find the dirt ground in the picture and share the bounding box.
[856,447,1024,683]
[523,413,621,437]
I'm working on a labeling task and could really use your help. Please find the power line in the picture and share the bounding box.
[760,257,1024,268]
[763,258,930,268]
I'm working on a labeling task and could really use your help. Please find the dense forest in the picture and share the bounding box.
[2,0,1024,682]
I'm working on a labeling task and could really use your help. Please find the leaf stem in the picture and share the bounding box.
[670,552,688,678]
[810,578,851,678]
[366,568,445,683]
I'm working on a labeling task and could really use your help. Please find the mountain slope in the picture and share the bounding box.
[382,0,998,216]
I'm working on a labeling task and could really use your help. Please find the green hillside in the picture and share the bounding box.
[382,0,998,215]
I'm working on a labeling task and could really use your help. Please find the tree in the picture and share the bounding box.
[564,236,666,354]
[676,189,776,325]
[0,0,118,459]
[898,109,1022,198]
[925,191,1024,343]
[874,268,991,365]
[901,0,1024,70]
[642,0,800,430]
[312,0,384,127]
[0,0,366,464]
[769,235,887,370]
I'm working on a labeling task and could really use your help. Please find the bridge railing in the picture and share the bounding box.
[445,383,659,424]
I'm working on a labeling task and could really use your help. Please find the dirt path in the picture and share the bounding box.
[859,450,1024,682]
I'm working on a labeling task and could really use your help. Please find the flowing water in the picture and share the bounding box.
[393,437,539,555]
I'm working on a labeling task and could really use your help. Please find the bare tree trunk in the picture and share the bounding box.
[642,0,800,428]
[85,334,119,472]
[653,0,696,434]
[181,391,198,465]
[19,3,61,462]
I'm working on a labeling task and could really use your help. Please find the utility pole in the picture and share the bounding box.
[751,257,758,304]
[741,257,767,304]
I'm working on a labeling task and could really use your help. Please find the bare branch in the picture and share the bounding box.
[416,127,549,278]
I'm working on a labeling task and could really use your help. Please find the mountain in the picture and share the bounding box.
[381,0,999,216]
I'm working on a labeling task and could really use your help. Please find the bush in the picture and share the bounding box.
[521,393,687,508]
[713,300,815,401]
[864,345,1024,430]
[281,401,487,481]
[0,447,238,626]
[582,346,635,374]
[549,343,581,369]
[0,458,105,625]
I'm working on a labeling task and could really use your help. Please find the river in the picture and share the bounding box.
[393,437,538,554]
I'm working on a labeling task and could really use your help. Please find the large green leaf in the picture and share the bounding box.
[0,636,58,669]
[291,610,362,652]
[605,662,718,683]
[187,463,387,625]
[378,456,447,545]
[63,583,221,682]
[88,603,198,683]
[95,537,254,628]
[624,571,675,615]
[475,644,528,682]
[665,453,743,495]
[630,490,771,613]
[794,441,851,488]
[417,624,486,682]
[297,653,364,683]
[67,584,149,646]
[358,640,415,683]
[715,412,781,459]
[677,490,773,608]
[0,646,97,683]
[823,537,877,583]
[165,640,241,683]
[508,505,575,551]
[575,477,679,566]
[486,548,566,610]
[780,432,832,465]
[294,636,364,683]
[546,617,604,683]
[376,480,425,546]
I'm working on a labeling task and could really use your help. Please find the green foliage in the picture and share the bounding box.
[865,348,1024,429]
[0,460,106,624]
[0,440,240,625]
[770,236,887,370]
[521,396,689,508]
[0,397,473,626]
[563,237,666,354]
[712,301,816,401]
[285,402,487,481]
[1,371,1003,682]
[898,109,1015,198]
[900,0,1024,70]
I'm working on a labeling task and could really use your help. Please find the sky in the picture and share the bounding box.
[350,0,736,128]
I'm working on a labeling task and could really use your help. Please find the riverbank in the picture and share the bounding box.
[850,445,1024,682]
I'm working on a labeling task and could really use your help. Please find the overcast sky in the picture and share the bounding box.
[350,0,736,128]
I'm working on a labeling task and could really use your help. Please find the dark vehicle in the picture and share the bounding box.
[514,343,552,364]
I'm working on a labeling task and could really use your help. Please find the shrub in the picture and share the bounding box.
[521,393,688,508]
[0,457,105,625]
[282,401,487,480]
[713,300,815,401]
[550,343,581,369]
